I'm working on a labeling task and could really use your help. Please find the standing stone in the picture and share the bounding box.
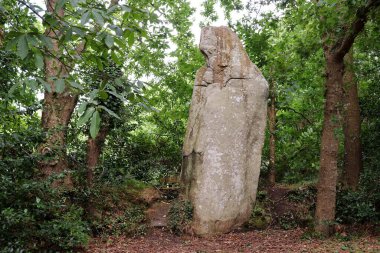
[181,26,268,235]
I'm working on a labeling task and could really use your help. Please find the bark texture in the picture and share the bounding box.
[181,26,268,236]
[86,123,109,187]
[39,0,78,186]
[342,50,362,190]
[268,79,276,186]
[315,52,343,236]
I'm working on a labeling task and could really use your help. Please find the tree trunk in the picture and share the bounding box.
[315,52,344,236]
[39,0,78,186]
[0,27,4,46]
[342,50,362,190]
[268,80,276,186]
[86,123,109,187]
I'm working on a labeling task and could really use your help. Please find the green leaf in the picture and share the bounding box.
[17,35,29,60]
[55,0,66,11]
[90,110,101,138]
[65,28,73,42]
[98,90,108,100]
[37,77,52,93]
[127,32,135,47]
[54,79,65,93]
[92,11,104,26]
[121,5,131,12]
[127,93,135,102]
[44,13,59,28]
[8,84,18,96]
[81,11,90,25]
[99,105,120,119]
[96,58,103,71]
[68,80,84,90]
[35,52,44,69]
[26,79,38,90]
[72,27,85,37]
[107,5,118,14]
[138,102,152,111]
[105,34,114,48]
[111,51,120,64]
[115,78,123,87]
[108,91,128,102]
[111,51,121,65]
[27,35,38,47]
[77,107,95,127]
[5,37,18,50]
[78,102,88,115]
[38,35,53,49]
[89,89,99,100]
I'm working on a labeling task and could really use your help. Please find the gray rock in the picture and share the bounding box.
[181,26,268,235]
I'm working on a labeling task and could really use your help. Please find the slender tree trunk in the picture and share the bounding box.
[315,52,344,236]
[342,50,362,190]
[85,123,109,217]
[84,0,120,188]
[268,80,276,186]
[39,0,78,186]
[86,123,109,187]
[0,27,4,46]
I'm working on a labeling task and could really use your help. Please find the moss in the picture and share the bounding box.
[246,200,272,230]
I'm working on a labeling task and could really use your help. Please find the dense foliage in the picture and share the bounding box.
[0,0,379,251]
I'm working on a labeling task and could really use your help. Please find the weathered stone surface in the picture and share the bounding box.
[181,26,268,235]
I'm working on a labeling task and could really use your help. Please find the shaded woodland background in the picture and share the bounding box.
[0,0,379,252]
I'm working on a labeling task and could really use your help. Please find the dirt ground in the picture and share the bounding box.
[87,228,380,253]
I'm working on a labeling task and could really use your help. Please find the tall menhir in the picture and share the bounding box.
[181,26,269,235]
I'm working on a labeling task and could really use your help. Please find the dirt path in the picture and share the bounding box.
[88,228,379,253]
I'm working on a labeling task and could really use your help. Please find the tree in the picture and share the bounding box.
[83,62,123,187]
[341,49,362,190]
[39,0,77,186]
[1,0,162,186]
[314,0,380,235]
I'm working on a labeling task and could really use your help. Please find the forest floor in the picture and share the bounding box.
[87,227,380,253]
[87,185,379,252]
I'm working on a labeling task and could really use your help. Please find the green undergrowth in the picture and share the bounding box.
[246,191,273,230]
[0,169,151,252]
[85,181,150,237]
[168,199,193,235]
[246,184,317,230]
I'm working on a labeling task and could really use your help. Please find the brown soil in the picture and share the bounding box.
[87,228,379,253]
[146,201,171,227]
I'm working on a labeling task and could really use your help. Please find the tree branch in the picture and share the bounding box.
[335,0,380,59]
[278,106,313,125]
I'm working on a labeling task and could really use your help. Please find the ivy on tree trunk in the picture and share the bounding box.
[39,0,78,187]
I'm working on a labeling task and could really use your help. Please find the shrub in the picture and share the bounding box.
[0,174,90,252]
[37,206,89,251]
[93,206,147,237]
[246,201,272,230]
[336,189,379,225]
[0,128,89,252]
[168,200,193,234]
